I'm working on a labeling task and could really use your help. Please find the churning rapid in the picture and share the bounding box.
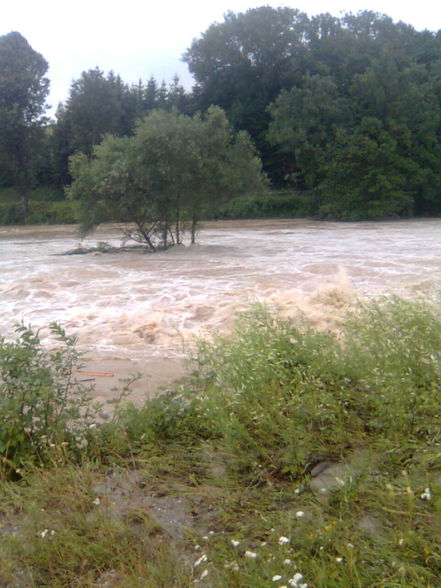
[1,218,440,389]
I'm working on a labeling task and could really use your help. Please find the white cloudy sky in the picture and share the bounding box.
[2,0,440,112]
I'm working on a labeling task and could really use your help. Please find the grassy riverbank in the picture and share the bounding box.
[0,297,440,587]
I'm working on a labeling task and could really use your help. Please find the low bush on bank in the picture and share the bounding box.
[0,324,103,477]
[0,297,440,586]
[0,187,77,225]
[216,189,316,219]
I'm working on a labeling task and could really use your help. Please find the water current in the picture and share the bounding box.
[1,219,440,398]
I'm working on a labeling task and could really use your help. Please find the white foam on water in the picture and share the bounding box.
[1,219,440,360]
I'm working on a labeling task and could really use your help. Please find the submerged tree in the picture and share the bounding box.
[67,107,265,249]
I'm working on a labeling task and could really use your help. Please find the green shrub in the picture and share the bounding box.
[217,189,316,219]
[184,298,441,479]
[0,323,102,477]
[0,201,24,224]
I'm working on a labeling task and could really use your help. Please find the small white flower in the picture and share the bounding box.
[278,536,290,545]
[40,529,49,539]
[224,561,240,571]
[92,497,100,505]
[283,559,292,565]
[294,487,301,494]
[347,543,354,549]
[288,573,304,586]
[244,550,257,559]
[261,541,267,546]
[335,556,344,563]
[208,530,215,536]
[272,575,283,582]
[50,530,56,536]
[295,511,305,519]
[398,538,404,546]
[194,544,201,550]
[420,488,432,500]
[194,554,208,567]
[231,539,240,547]
[202,535,209,540]
[88,423,97,429]
[200,569,209,579]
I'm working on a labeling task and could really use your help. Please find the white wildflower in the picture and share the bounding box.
[224,561,240,571]
[92,497,100,505]
[288,573,304,586]
[40,529,49,539]
[231,539,240,547]
[347,543,354,549]
[335,556,343,563]
[194,544,201,551]
[272,575,283,582]
[278,536,290,545]
[283,559,292,565]
[420,488,432,500]
[194,554,208,567]
[200,569,209,580]
[295,511,305,519]
[208,530,215,536]
[244,550,257,559]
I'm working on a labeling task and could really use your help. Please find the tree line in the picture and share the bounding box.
[1,7,440,228]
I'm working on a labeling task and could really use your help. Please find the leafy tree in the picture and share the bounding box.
[0,31,49,216]
[52,72,194,187]
[183,6,310,181]
[318,120,415,219]
[268,22,441,218]
[67,107,265,249]
[267,75,353,188]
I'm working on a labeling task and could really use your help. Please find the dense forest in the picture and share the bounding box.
[1,6,441,225]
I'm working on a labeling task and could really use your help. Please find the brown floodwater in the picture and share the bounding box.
[1,219,440,400]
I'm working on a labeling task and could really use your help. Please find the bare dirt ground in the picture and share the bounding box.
[79,356,188,406]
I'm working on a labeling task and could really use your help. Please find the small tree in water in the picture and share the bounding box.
[67,107,266,250]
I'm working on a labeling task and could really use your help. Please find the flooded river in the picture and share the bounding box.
[1,219,440,399]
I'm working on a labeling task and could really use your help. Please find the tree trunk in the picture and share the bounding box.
[191,218,198,245]
[20,187,29,220]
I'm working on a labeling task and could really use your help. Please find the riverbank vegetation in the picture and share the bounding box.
[1,8,441,227]
[0,296,440,586]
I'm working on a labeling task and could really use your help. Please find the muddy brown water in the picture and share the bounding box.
[1,219,440,403]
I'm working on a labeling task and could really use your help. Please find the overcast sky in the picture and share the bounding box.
[2,1,440,113]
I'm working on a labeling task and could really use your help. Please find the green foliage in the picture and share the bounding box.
[0,323,101,477]
[0,187,76,224]
[0,298,440,585]
[0,32,50,215]
[67,107,266,249]
[267,25,441,218]
[217,189,315,219]
[182,298,441,477]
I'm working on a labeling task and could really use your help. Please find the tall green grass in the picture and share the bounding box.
[0,296,440,586]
